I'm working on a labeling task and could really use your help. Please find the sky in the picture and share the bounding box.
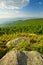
[0,0,43,19]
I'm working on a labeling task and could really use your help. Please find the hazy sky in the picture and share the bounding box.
[0,0,43,18]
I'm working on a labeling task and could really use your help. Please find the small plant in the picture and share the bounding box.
[7,42,16,51]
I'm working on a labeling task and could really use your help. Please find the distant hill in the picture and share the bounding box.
[0,17,32,26]
[0,18,43,35]
[1,18,43,26]
[2,20,23,26]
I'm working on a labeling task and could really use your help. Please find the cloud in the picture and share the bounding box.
[0,12,29,18]
[0,0,30,9]
[38,2,42,5]
[0,11,43,18]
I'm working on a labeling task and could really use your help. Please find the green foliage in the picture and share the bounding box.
[0,18,43,35]
[7,42,16,50]
[0,45,8,59]
[30,42,43,54]
[17,39,30,51]
[0,33,43,59]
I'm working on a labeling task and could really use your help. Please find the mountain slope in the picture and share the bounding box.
[1,18,43,26]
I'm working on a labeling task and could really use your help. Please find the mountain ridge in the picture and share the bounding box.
[0,18,43,26]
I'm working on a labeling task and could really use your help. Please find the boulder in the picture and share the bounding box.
[0,51,43,65]
[0,51,18,65]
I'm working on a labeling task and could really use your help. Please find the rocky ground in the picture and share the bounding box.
[0,50,43,65]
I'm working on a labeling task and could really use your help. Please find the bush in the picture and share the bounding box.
[0,46,8,59]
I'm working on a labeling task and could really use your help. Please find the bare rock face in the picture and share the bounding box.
[0,51,43,65]
[0,51,18,65]
[17,51,43,65]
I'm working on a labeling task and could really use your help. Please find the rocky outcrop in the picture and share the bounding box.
[6,37,28,49]
[0,50,43,65]
[6,37,27,46]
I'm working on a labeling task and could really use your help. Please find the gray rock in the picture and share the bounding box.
[0,51,43,65]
